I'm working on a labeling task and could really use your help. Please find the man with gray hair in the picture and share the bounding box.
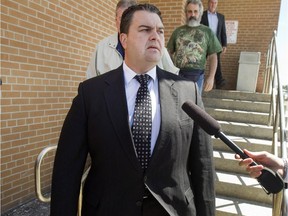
[86,0,178,78]
[167,0,222,94]
[201,0,227,89]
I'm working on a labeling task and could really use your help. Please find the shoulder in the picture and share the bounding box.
[97,33,118,48]
[172,25,187,33]
[217,12,225,21]
[217,12,225,17]
[199,24,214,33]
[83,66,122,87]
[157,67,196,89]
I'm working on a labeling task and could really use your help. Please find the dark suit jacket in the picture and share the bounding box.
[50,66,215,216]
[201,11,227,47]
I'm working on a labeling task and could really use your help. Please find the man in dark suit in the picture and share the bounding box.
[201,0,227,89]
[50,3,215,216]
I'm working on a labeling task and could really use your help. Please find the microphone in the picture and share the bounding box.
[182,100,284,194]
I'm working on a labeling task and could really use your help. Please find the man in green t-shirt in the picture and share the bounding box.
[167,0,222,94]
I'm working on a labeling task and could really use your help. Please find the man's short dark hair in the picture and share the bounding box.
[120,3,162,34]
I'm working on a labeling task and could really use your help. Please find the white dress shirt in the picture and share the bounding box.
[123,62,161,155]
[207,11,218,35]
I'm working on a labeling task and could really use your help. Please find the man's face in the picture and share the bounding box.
[186,3,201,27]
[115,7,127,33]
[208,0,218,13]
[120,10,164,73]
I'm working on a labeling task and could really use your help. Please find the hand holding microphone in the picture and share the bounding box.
[182,100,285,194]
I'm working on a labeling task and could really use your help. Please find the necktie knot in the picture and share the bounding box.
[135,74,150,87]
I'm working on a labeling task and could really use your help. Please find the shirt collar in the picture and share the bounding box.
[123,62,157,85]
[208,10,217,15]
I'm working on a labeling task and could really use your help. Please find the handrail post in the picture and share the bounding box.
[266,30,287,216]
[35,145,91,215]
[34,145,57,203]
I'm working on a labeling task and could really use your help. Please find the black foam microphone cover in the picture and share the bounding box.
[181,100,220,135]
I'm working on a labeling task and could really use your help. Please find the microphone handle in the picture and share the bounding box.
[215,131,284,194]
[215,131,257,166]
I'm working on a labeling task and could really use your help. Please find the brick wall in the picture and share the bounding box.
[0,0,281,213]
[1,0,117,212]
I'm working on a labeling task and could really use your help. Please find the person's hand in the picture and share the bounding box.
[203,75,214,92]
[235,149,284,178]
[222,47,227,54]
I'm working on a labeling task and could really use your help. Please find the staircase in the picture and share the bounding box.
[202,89,274,216]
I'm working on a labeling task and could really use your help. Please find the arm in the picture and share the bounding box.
[50,83,89,216]
[221,16,227,54]
[220,14,227,48]
[203,53,217,92]
[166,31,176,64]
[236,149,285,178]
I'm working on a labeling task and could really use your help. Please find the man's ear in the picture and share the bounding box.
[120,33,127,49]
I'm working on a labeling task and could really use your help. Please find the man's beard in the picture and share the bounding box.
[187,16,200,27]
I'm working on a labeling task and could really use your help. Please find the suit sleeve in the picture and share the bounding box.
[189,95,215,216]
[220,15,227,47]
[200,11,208,26]
[50,83,89,216]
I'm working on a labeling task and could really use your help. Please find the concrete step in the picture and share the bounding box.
[215,170,273,205]
[206,108,269,125]
[212,135,272,153]
[203,89,271,102]
[216,195,272,216]
[219,121,273,140]
[213,150,247,174]
[203,98,270,113]
[203,89,277,216]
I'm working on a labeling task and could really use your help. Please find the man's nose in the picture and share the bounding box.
[149,29,159,40]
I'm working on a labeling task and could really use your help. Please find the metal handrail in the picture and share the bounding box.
[35,145,57,203]
[263,30,287,216]
[34,145,90,216]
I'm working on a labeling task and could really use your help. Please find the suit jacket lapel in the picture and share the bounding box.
[148,68,178,170]
[104,66,142,172]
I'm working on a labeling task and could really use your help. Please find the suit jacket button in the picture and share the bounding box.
[136,201,142,207]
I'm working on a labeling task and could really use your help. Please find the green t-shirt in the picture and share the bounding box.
[167,24,222,70]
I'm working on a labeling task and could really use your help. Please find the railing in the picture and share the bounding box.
[263,30,288,216]
[35,145,57,203]
[35,145,90,216]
